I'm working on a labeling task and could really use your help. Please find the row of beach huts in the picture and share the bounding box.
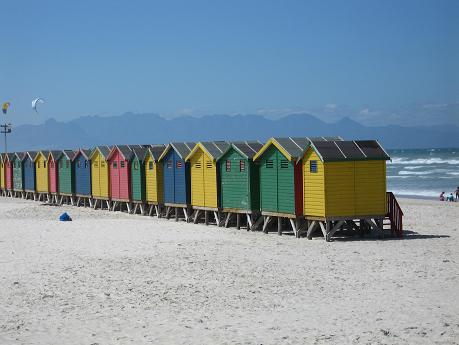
[0,137,403,241]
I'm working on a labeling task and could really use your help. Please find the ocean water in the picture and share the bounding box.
[387,148,459,199]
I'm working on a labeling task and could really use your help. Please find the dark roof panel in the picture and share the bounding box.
[149,144,166,160]
[311,141,344,161]
[335,141,366,160]
[355,140,390,160]
[231,141,263,159]
[117,145,133,160]
[201,141,230,160]
[48,150,63,160]
[172,142,196,159]
[131,147,148,161]
[98,146,111,159]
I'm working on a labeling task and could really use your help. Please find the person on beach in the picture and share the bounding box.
[448,193,455,202]
[455,187,459,201]
[440,192,445,201]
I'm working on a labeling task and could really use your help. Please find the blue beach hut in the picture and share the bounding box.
[23,151,37,192]
[158,142,195,206]
[72,149,92,197]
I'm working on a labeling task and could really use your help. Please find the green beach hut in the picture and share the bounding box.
[217,141,263,229]
[130,146,148,203]
[57,150,75,196]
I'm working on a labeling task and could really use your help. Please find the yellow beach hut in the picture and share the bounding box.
[145,145,166,208]
[185,141,230,210]
[34,151,50,195]
[302,139,391,240]
[90,146,111,203]
[0,154,5,192]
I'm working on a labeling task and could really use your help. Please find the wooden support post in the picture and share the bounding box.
[306,221,318,240]
[148,205,154,216]
[165,206,171,219]
[126,203,131,214]
[193,210,200,224]
[277,217,282,236]
[246,214,252,231]
[328,220,345,240]
[236,213,241,230]
[325,221,331,242]
[204,211,209,226]
[214,212,220,226]
[155,205,160,218]
[289,218,298,238]
[183,208,189,222]
[175,207,179,222]
[262,216,271,234]
[252,216,264,231]
[224,213,232,228]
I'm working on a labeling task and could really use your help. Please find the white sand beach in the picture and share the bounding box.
[0,197,458,344]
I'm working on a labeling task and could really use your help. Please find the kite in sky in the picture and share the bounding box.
[32,98,45,113]
[2,102,10,114]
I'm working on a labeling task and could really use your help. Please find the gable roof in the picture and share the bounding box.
[24,151,37,161]
[158,142,196,161]
[146,144,167,161]
[48,150,63,161]
[308,140,390,162]
[185,141,230,161]
[34,150,50,162]
[90,145,111,159]
[253,137,342,162]
[57,150,75,161]
[3,153,15,162]
[217,141,263,161]
[72,149,91,161]
[12,152,25,162]
[131,146,149,162]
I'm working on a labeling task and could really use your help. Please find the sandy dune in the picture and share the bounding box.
[0,197,458,344]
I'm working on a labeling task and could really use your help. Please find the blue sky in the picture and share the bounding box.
[0,0,458,126]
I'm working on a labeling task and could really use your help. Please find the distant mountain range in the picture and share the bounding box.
[5,112,459,152]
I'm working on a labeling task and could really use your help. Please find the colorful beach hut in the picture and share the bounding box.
[0,154,5,192]
[35,151,50,196]
[158,142,195,206]
[47,151,62,197]
[90,146,111,203]
[253,137,341,235]
[107,145,133,202]
[302,140,390,240]
[217,141,263,228]
[145,145,166,209]
[72,149,92,202]
[5,153,14,192]
[185,141,230,224]
[23,151,37,195]
[12,153,24,194]
[57,150,75,197]
[130,146,148,204]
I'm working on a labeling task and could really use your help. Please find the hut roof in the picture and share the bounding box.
[131,146,149,162]
[158,142,196,161]
[185,141,230,161]
[253,137,342,162]
[309,140,390,162]
[5,152,15,161]
[48,150,63,160]
[58,150,75,161]
[90,146,111,159]
[12,152,25,161]
[218,141,263,160]
[34,150,50,162]
[146,144,167,161]
[25,151,37,161]
[72,149,91,161]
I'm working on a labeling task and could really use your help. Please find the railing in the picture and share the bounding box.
[386,192,403,237]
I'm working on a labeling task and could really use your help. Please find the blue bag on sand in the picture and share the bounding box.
[59,212,72,222]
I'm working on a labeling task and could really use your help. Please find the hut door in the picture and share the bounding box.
[277,154,294,214]
[191,151,205,206]
[260,147,278,212]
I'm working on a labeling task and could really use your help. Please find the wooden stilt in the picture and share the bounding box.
[277,217,282,236]
[224,213,232,228]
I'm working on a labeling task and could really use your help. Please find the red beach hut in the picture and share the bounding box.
[5,153,14,191]
[47,151,61,195]
[107,145,134,201]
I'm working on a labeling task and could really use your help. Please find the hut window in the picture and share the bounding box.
[266,160,273,169]
[310,160,318,173]
[280,160,289,169]
[176,161,182,169]
[84,161,88,168]
[195,162,201,169]
[101,162,106,168]
[113,162,118,169]
[239,160,245,172]
[167,161,173,169]
[43,161,46,168]
[38,161,41,168]
[149,161,154,170]
[206,161,213,169]
[225,160,231,172]
[121,161,125,168]
[134,162,138,170]
[94,162,99,168]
